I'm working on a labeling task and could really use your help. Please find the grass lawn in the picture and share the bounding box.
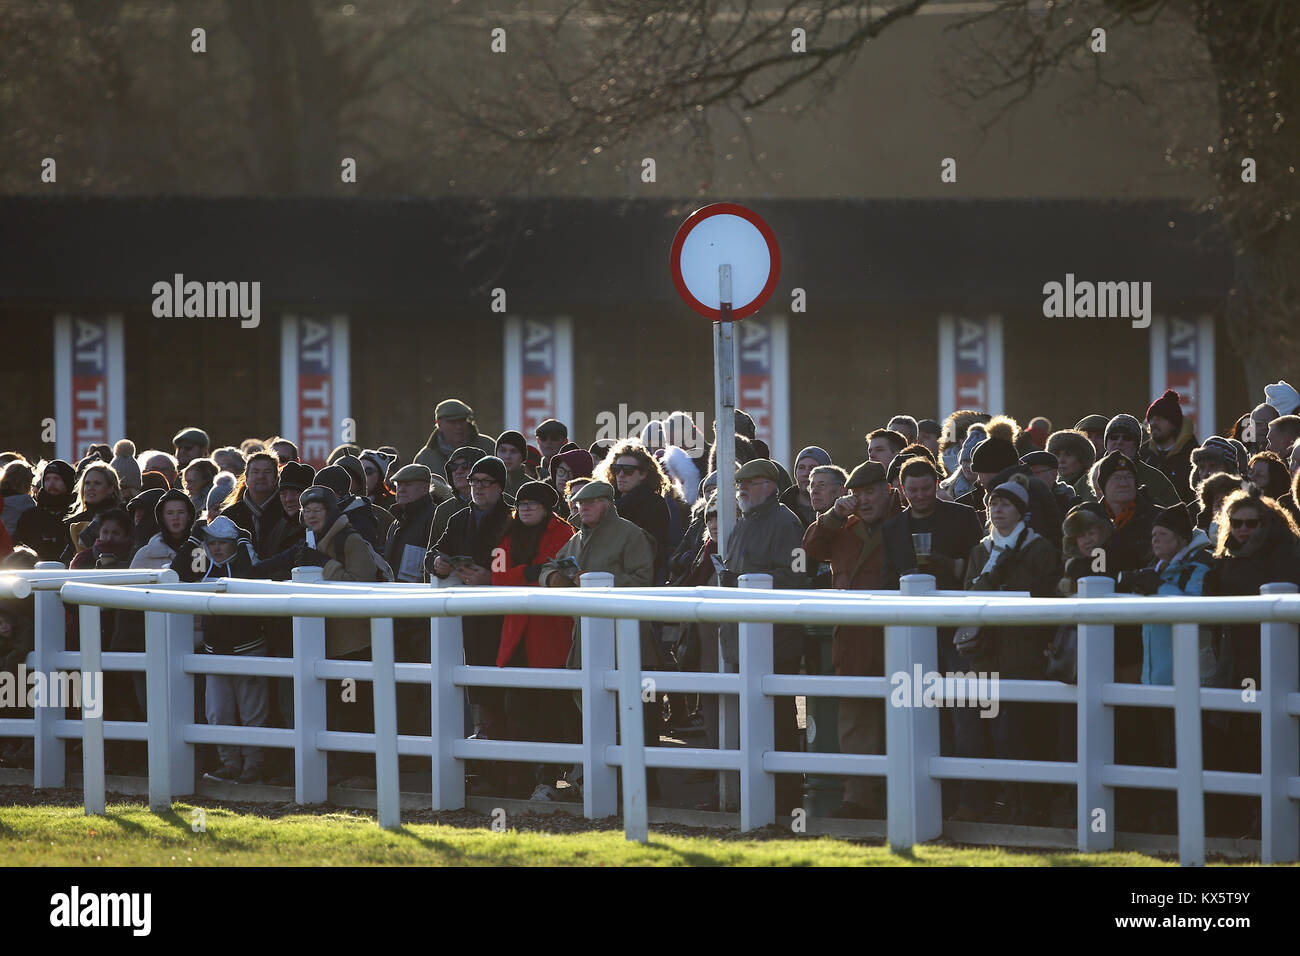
[0,801,1213,866]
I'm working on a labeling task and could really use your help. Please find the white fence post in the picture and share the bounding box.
[371,617,401,830]
[1171,621,1205,866]
[143,610,172,811]
[79,604,104,815]
[616,617,648,842]
[32,561,66,789]
[429,596,466,811]
[1076,576,1115,851]
[738,573,775,830]
[885,573,942,849]
[1260,582,1300,864]
[579,572,618,819]
[166,611,194,796]
[291,566,328,805]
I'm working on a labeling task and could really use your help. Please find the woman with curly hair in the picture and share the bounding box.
[1203,487,1300,835]
[1248,451,1292,500]
[593,439,674,582]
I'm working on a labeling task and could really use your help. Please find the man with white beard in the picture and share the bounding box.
[720,458,808,813]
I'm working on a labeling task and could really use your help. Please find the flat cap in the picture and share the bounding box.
[571,479,614,502]
[734,459,780,482]
[392,463,432,483]
[1020,450,1059,469]
[435,399,474,420]
[844,460,888,489]
[172,426,209,447]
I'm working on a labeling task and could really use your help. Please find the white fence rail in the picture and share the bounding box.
[0,562,1297,865]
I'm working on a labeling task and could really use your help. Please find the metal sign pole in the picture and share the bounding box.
[715,264,736,556]
[715,264,741,811]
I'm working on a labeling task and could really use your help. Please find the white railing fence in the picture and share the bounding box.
[0,562,1296,866]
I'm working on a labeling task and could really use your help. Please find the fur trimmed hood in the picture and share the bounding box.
[659,445,701,506]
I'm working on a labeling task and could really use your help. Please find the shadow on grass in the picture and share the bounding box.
[391,825,469,863]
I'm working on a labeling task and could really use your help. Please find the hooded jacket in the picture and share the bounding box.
[130,490,197,568]
[169,527,261,654]
[15,473,73,561]
[1,494,35,538]
[413,424,496,478]
[1140,530,1215,685]
[1140,416,1198,504]
[426,446,490,552]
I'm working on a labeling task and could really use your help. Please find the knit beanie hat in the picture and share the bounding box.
[1153,502,1194,542]
[206,472,237,514]
[314,465,352,498]
[1145,389,1184,429]
[1094,451,1138,493]
[469,455,508,487]
[496,430,528,456]
[110,439,142,491]
[515,480,559,511]
[1264,381,1300,417]
[988,476,1029,516]
[971,436,1018,474]
[278,461,317,492]
[1104,414,1143,444]
[335,454,366,491]
[794,446,833,470]
[359,448,397,481]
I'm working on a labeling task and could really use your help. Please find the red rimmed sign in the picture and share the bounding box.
[669,203,780,321]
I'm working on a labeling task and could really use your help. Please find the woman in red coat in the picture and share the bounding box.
[492,480,577,799]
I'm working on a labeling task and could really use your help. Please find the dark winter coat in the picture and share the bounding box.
[220,490,287,559]
[881,499,984,591]
[614,482,670,582]
[384,493,438,582]
[961,526,1061,679]
[1140,417,1198,504]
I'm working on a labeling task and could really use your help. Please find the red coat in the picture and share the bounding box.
[493,515,575,668]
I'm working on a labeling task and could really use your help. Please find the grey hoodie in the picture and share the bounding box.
[2,494,35,537]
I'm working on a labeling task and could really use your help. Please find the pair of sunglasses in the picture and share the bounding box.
[1229,517,1261,530]
[609,464,641,476]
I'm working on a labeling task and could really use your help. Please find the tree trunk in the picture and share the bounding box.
[1199,1,1300,408]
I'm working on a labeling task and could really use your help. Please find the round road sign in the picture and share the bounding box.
[669,203,780,321]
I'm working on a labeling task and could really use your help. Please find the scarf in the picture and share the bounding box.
[1106,499,1136,530]
[979,520,1031,577]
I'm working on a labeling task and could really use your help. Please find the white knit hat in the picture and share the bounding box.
[1264,381,1300,416]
